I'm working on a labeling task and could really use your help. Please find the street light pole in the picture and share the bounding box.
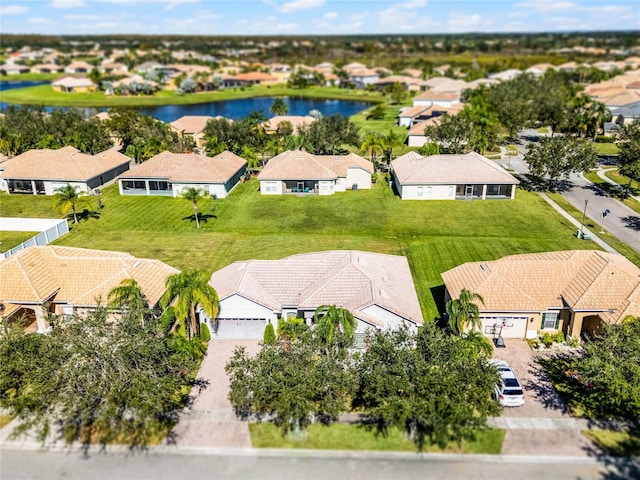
[579,199,588,239]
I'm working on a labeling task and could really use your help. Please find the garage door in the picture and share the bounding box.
[481,316,527,339]
[215,318,267,339]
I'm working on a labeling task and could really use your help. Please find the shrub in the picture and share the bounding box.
[263,323,276,345]
[554,331,565,344]
[566,336,580,348]
[527,338,540,350]
[541,332,554,348]
[371,173,378,183]
[199,322,211,342]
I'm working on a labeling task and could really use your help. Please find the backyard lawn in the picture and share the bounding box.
[249,423,505,454]
[0,180,599,320]
[0,231,37,251]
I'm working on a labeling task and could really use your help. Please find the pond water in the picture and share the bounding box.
[0,81,373,121]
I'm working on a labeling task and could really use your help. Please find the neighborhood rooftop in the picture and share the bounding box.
[258,150,373,181]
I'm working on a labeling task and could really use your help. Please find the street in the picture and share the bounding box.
[2,447,637,480]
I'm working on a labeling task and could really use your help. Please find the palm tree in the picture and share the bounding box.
[445,289,485,335]
[381,129,406,166]
[313,305,356,345]
[591,100,611,139]
[53,184,85,224]
[270,97,289,116]
[181,187,207,229]
[360,132,384,167]
[108,278,146,312]
[160,271,219,339]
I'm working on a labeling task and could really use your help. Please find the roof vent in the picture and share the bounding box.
[480,264,486,271]
[132,261,141,268]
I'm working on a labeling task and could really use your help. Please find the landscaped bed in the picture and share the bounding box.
[249,423,505,454]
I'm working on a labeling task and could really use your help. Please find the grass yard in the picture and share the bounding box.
[0,84,383,108]
[350,99,412,136]
[592,143,619,155]
[603,169,640,194]
[537,127,549,134]
[249,423,505,454]
[583,429,640,457]
[583,171,640,215]
[0,73,59,82]
[1,181,601,320]
[0,231,37,251]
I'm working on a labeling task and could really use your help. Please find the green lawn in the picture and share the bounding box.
[249,423,505,454]
[350,99,412,136]
[583,171,640,215]
[547,193,640,266]
[592,143,619,155]
[604,169,640,193]
[0,231,37,251]
[537,127,549,134]
[0,84,383,108]
[583,429,640,457]
[0,73,59,82]
[0,181,601,320]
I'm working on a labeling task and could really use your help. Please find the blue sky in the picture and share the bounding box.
[1,0,638,36]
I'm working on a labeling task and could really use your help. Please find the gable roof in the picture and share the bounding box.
[1,146,130,181]
[169,115,216,134]
[119,150,247,183]
[392,151,519,185]
[52,76,95,88]
[441,250,640,323]
[258,150,373,181]
[210,250,424,328]
[0,246,179,308]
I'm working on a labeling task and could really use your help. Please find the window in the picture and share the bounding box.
[426,186,432,198]
[541,312,559,329]
[265,182,277,192]
[122,180,145,190]
[149,181,169,191]
[417,186,424,197]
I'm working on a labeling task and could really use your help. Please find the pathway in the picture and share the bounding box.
[596,167,640,202]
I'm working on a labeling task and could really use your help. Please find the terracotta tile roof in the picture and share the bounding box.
[401,68,422,78]
[399,105,432,119]
[209,251,424,328]
[392,151,519,185]
[169,115,216,134]
[262,115,315,134]
[1,146,130,181]
[441,250,640,323]
[119,150,247,183]
[408,118,441,135]
[603,90,640,107]
[234,72,277,82]
[258,150,373,181]
[374,75,427,86]
[52,76,95,88]
[466,78,499,89]
[413,90,460,102]
[348,68,379,78]
[430,79,469,93]
[0,246,179,308]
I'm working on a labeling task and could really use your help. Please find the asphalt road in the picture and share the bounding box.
[2,448,638,480]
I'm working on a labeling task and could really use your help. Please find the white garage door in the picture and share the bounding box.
[480,316,528,339]
[215,318,267,339]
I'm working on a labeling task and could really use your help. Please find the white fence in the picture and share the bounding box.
[0,218,69,260]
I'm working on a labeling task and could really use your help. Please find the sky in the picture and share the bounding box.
[0,0,638,36]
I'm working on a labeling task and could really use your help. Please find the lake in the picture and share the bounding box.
[0,81,373,122]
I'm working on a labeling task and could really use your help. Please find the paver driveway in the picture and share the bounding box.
[169,340,261,448]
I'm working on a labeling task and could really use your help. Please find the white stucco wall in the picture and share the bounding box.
[360,304,418,333]
[259,180,284,195]
[217,294,278,322]
[407,134,427,147]
[172,183,229,199]
[46,181,88,195]
[318,180,335,195]
[346,167,372,190]
[334,176,347,192]
[398,116,413,128]
[412,99,458,108]
[400,184,456,200]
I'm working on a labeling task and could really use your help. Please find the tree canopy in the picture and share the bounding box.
[616,121,640,184]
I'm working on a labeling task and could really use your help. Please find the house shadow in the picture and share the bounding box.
[430,284,447,328]
[182,213,217,225]
[621,216,640,231]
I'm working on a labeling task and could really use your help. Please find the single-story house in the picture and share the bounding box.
[258,150,373,195]
[0,245,179,333]
[398,105,432,128]
[1,146,131,195]
[374,75,427,92]
[412,90,460,108]
[391,151,519,200]
[525,63,556,76]
[205,250,425,341]
[261,115,315,134]
[64,61,94,74]
[31,63,65,74]
[610,101,640,127]
[406,117,442,147]
[169,115,216,148]
[0,63,30,75]
[488,69,522,81]
[52,76,96,93]
[232,72,279,86]
[118,150,246,198]
[441,250,640,340]
[348,68,380,89]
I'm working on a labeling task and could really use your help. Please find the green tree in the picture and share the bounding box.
[241,145,260,177]
[270,97,289,115]
[418,142,441,156]
[0,308,201,447]
[352,324,501,450]
[360,132,385,165]
[425,114,473,154]
[380,129,406,165]
[263,323,276,345]
[389,82,407,105]
[277,316,309,342]
[160,271,219,339]
[365,103,387,120]
[108,278,147,312]
[616,121,640,186]
[312,305,356,346]
[53,184,86,224]
[298,114,361,155]
[525,136,598,189]
[180,187,207,229]
[445,288,485,335]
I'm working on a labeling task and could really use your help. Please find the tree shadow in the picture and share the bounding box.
[580,432,640,480]
[621,216,640,231]
[527,353,570,413]
[67,209,101,223]
[182,213,217,225]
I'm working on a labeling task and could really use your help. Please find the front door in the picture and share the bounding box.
[465,185,474,200]
[297,181,304,192]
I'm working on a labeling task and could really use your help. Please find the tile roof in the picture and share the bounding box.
[169,115,216,134]
[119,150,247,183]
[392,151,519,185]
[234,72,277,82]
[408,118,442,135]
[603,90,640,107]
[209,251,424,328]
[413,90,460,102]
[441,250,640,323]
[0,246,179,309]
[52,76,95,88]
[399,105,432,119]
[1,146,130,181]
[262,115,315,134]
[374,75,427,86]
[258,150,373,180]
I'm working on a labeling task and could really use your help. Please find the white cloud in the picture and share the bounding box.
[514,1,578,12]
[65,14,100,20]
[99,0,199,6]
[267,0,325,14]
[377,1,432,31]
[51,0,86,8]
[28,17,54,24]
[323,11,338,19]
[447,12,485,32]
[0,5,30,15]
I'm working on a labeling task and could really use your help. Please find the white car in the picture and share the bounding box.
[491,360,525,407]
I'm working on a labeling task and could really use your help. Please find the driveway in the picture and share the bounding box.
[492,339,569,419]
[168,340,261,448]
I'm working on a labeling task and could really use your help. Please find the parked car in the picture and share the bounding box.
[491,360,525,407]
